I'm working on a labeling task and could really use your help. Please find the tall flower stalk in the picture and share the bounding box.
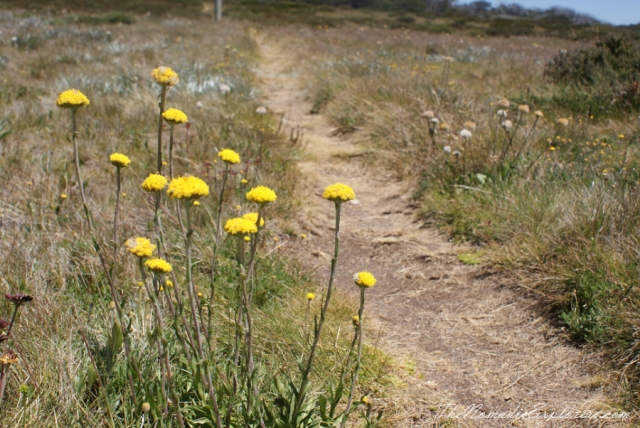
[151,67,179,174]
[341,271,376,427]
[294,183,355,420]
[162,108,188,180]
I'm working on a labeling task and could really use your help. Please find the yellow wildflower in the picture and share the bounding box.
[162,108,188,125]
[618,134,624,139]
[56,89,90,109]
[362,396,371,405]
[60,193,67,199]
[110,153,130,168]
[218,149,241,164]
[126,237,156,258]
[246,185,277,204]
[242,212,265,227]
[145,258,172,274]
[323,183,355,202]
[224,217,258,235]
[167,176,209,200]
[137,281,144,288]
[354,271,376,288]
[244,236,250,241]
[166,280,174,288]
[141,173,168,192]
[301,233,307,239]
[151,66,179,86]
[0,350,18,365]
[241,179,248,184]
[306,292,315,301]
[352,315,360,327]
[141,403,151,413]
[193,201,200,207]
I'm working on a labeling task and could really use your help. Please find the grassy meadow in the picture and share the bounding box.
[299,25,640,404]
[0,12,395,427]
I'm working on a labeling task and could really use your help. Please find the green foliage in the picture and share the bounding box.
[544,34,640,113]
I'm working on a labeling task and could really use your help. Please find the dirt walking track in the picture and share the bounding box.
[254,31,624,427]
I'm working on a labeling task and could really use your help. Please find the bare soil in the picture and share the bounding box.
[255,31,628,427]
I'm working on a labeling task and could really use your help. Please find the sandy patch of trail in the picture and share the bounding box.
[254,31,624,427]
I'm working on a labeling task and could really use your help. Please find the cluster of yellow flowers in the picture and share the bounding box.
[110,153,131,168]
[224,218,258,235]
[56,89,90,109]
[142,173,168,192]
[145,258,172,274]
[126,237,156,258]
[246,186,277,204]
[162,108,188,125]
[167,176,209,200]
[218,149,241,164]
[242,212,264,227]
[151,66,179,87]
[323,183,355,202]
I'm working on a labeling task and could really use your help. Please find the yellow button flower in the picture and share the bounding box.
[145,258,172,274]
[151,66,179,86]
[218,149,241,164]
[224,217,257,235]
[167,176,209,200]
[242,212,265,227]
[126,237,156,258]
[110,153,130,168]
[323,183,355,202]
[162,108,188,125]
[306,292,315,301]
[354,271,376,288]
[56,89,90,109]
[141,173,168,192]
[246,185,277,204]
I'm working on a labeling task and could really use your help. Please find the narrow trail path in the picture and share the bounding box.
[255,32,621,427]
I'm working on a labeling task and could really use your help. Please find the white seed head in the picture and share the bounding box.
[497,109,507,118]
[256,106,267,114]
[502,120,513,130]
[422,110,435,119]
[460,129,472,139]
[443,145,452,153]
[219,84,231,94]
[196,101,203,109]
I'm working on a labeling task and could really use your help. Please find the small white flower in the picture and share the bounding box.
[460,129,472,139]
[219,84,231,94]
[196,101,203,109]
[443,145,452,153]
[497,109,507,118]
[502,120,513,130]
[256,106,267,115]
[430,118,440,124]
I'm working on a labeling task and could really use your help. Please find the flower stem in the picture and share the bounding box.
[111,167,121,276]
[341,288,365,428]
[169,125,175,180]
[294,201,342,420]
[184,204,223,428]
[157,85,167,175]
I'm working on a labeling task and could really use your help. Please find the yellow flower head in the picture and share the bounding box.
[56,89,90,109]
[137,281,144,288]
[361,396,371,405]
[352,315,360,327]
[218,149,241,164]
[323,183,355,202]
[193,200,200,207]
[145,258,172,274]
[60,193,68,199]
[242,212,265,227]
[151,66,179,86]
[241,179,248,184]
[167,176,209,200]
[244,236,251,241]
[166,280,174,288]
[439,123,451,131]
[125,237,156,258]
[246,186,277,204]
[224,217,258,235]
[306,292,315,301]
[162,108,188,125]
[141,173,168,192]
[354,271,376,288]
[110,153,130,168]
